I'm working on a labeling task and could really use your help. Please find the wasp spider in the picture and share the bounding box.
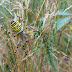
[1,15,39,54]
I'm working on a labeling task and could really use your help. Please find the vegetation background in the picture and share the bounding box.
[0,0,72,72]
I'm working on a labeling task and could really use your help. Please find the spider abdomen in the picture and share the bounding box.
[10,21,23,34]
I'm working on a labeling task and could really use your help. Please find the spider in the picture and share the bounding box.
[1,15,39,53]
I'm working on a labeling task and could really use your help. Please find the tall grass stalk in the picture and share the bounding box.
[0,0,72,72]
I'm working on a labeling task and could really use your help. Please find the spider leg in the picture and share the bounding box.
[14,35,19,53]
[17,35,19,48]
[1,26,15,34]
[25,33,39,38]
[19,32,26,50]
[16,15,25,23]
[22,37,25,50]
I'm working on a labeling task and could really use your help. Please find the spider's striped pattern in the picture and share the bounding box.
[10,21,23,34]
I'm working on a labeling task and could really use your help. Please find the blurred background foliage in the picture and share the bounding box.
[0,0,72,72]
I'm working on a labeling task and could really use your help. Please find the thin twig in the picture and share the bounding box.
[63,5,72,13]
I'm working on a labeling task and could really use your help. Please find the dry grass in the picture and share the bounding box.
[0,0,72,72]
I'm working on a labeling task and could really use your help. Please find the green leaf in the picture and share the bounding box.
[54,16,71,32]
[57,9,70,16]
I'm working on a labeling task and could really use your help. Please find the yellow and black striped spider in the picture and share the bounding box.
[1,15,38,53]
